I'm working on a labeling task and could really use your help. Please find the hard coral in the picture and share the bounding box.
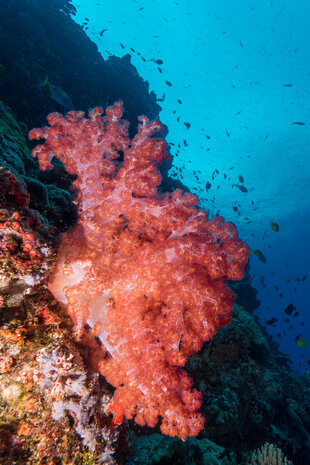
[29,101,249,440]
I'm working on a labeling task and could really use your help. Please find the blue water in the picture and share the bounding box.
[69,0,310,372]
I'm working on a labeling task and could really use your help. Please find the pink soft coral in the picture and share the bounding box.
[29,102,249,440]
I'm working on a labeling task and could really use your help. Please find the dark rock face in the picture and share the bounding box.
[0,0,162,137]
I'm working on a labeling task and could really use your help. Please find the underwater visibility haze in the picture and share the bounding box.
[0,0,309,464]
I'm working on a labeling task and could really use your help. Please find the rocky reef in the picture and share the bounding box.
[0,1,309,464]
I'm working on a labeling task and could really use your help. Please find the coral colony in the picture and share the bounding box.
[29,101,249,441]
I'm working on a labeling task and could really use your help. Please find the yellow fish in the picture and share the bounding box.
[295,337,307,349]
[271,220,279,232]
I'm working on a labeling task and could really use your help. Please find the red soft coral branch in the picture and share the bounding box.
[29,101,249,440]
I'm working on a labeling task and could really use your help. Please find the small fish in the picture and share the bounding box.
[99,28,107,36]
[39,75,74,110]
[137,7,144,11]
[302,274,307,281]
[225,128,230,137]
[270,220,279,232]
[151,59,163,65]
[177,99,182,104]
[283,83,293,87]
[205,181,211,191]
[120,43,125,48]
[238,175,244,183]
[264,134,269,141]
[295,336,307,349]
[236,184,248,193]
[250,249,267,263]
[239,40,243,47]
[284,303,295,315]
[232,206,238,212]
[292,121,305,125]
[165,80,172,87]
[266,317,277,326]
[184,122,191,130]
